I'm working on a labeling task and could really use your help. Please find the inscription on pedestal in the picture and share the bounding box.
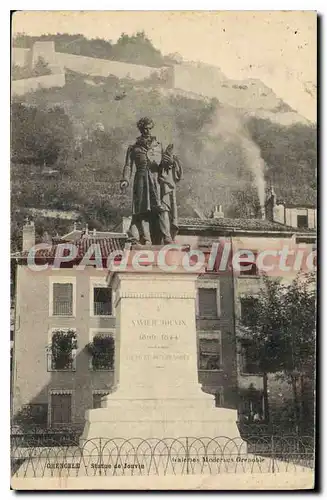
[125,316,191,369]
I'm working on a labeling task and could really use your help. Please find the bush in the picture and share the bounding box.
[87,334,115,370]
[12,57,52,80]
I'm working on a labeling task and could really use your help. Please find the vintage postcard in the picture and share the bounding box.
[10,10,316,490]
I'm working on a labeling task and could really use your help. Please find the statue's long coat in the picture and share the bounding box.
[129,136,162,215]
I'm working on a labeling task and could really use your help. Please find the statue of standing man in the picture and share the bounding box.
[120,117,183,245]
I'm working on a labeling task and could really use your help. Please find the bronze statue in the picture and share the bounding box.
[120,117,182,245]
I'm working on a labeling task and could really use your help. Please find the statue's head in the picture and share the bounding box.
[137,117,154,137]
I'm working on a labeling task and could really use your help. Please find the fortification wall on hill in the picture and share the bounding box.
[54,52,165,80]
[172,63,227,98]
[12,43,281,110]
[12,46,167,82]
[173,64,281,109]
[12,48,30,67]
[11,73,66,96]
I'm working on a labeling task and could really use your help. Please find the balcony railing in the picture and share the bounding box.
[53,301,73,316]
[94,302,112,316]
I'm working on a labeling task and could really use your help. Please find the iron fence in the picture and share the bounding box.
[238,422,315,437]
[11,435,314,478]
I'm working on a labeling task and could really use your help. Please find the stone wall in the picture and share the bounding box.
[172,63,227,98]
[31,41,57,68]
[11,73,66,97]
[12,44,280,109]
[173,64,281,109]
[54,52,165,80]
[12,48,30,67]
[12,45,167,89]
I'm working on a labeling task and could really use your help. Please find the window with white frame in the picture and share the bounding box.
[196,280,220,318]
[48,328,77,371]
[88,329,115,371]
[49,391,72,426]
[49,277,76,317]
[197,331,222,371]
[90,278,113,317]
[202,386,224,407]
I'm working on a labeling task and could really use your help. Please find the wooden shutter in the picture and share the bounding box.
[198,288,217,317]
[53,283,73,315]
[51,394,72,425]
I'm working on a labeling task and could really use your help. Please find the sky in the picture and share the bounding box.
[12,11,317,122]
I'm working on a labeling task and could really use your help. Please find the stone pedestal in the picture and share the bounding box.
[81,247,242,443]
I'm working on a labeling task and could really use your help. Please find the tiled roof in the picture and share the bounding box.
[16,236,126,261]
[178,217,315,234]
[12,217,316,263]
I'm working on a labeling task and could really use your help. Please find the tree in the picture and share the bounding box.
[239,274,316,427]
[11,103,74,166]
[246,117,317,203]
[228,188,262,219]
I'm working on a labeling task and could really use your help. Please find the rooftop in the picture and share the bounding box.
[12,216,316,263]
[16,236,126,261]
[178,217,315,234]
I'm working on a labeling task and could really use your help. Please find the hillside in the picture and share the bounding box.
[11,32,316,249]
[11,66,316,250]
[13,33,310,126]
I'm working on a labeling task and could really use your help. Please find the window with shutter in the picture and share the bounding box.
[50,394,72,425]
[198,337,221,370]
[198,288,218,318]
[53,283,73,316]
[93,287,112,316]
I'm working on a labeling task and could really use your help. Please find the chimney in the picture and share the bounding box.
[81,224,89,239]
[42,231,52,244]
[22,218,35,251]
[264,185,276,222]
[211,205,224,219]
[122,216,132,234]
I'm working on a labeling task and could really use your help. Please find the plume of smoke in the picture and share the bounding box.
[202,108,266,209]
[240,136,266,208]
